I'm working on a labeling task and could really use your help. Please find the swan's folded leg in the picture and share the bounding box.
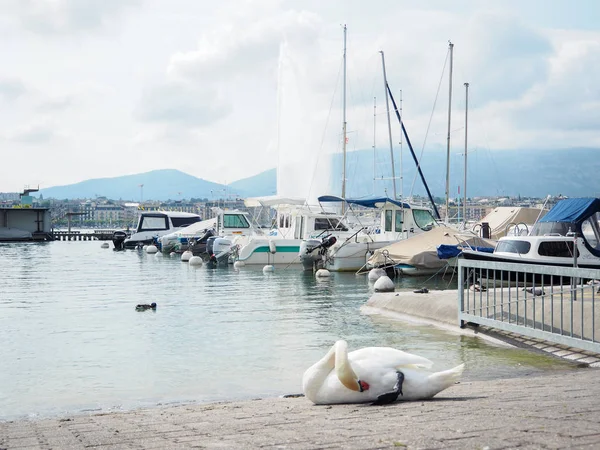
[372,371,404,405]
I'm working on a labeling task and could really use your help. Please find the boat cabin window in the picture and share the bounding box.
[394,210,404,232]
[171,216,201,228]
[496,240,531,255]
[537,241,578,258]
[314,218,348,231]
[138,215,168,231]
[279,214,291,229]
[384,210,392,232]
[223,214,250,228]
[412,209,436,231]
[581,212,600,250]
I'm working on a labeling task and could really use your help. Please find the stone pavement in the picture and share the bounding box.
[1,368,599,450]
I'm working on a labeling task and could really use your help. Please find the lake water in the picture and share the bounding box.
[0,241,576,421]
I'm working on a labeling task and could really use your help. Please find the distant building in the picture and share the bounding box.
[95,204,124,223]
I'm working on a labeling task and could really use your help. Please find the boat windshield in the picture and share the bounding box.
[496,240,531,255]
[138,214,168,232]
[412,209,436,231]
[530,221,575,236]
[223,213,250,228]
[581,212,600,250]
[314,218,348,231]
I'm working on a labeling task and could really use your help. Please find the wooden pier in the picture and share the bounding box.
[51,230,116,241]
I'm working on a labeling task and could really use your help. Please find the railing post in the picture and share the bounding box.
[458,260,465,328]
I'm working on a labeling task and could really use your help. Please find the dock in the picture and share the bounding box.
[50,230,116,241]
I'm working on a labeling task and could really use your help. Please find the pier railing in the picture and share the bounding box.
[458,259,600,353]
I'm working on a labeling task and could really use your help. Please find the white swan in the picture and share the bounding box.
[302,340,464,405]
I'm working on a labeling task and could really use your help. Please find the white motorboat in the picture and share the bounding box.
[461,198,600,283]
[112,210,201,250]
[300,196,438,272]
[232,197,351,266]
[158,208,257,256]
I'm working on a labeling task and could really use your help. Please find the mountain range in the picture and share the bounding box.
[36,148,600,201]
[37,168,276,201]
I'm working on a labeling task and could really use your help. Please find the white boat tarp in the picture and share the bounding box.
[368,226,494,270]
[244,196,306,208]
[479,207,546,240]
[164,218,217,239]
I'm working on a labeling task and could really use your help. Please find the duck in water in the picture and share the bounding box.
[136,302,157,311]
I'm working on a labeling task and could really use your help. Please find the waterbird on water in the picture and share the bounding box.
[136,302,157,311]
[302,340,464,405]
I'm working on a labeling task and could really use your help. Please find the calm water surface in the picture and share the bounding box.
[0,241,576,420]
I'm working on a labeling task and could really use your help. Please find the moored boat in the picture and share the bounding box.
[461,198,600,284]
[112,211,201,250]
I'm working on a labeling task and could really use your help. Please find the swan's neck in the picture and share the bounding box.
[302,343,337,402]
[334,340,361,392]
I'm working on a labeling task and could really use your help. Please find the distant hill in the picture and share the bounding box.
[38,169,230,201]
[334,147,600,199]
[35,148,600,201]
[228,168,276,198]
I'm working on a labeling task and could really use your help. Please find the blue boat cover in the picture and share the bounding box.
[437,244,494,260]
[538,198,600,224]
[317,195,411,209]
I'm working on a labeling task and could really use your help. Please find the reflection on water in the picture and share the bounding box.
[0,241,576,420]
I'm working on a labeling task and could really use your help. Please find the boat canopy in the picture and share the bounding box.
[317,196,411,209]
[478,206,546,240]
[244,196,306,208]
[538,198,600,224]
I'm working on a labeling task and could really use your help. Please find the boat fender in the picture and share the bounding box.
[263,265,275,273]
[374,276,395,292]
[269,240,277,254]
[315,269,331,278]
[368,268,386,282]
[189,256,203,266]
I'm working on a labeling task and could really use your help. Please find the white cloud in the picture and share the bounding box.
[168,10,322,83]
[5,0,141,34]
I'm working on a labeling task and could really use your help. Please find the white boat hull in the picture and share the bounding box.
[236,239,303,265]
[324,241,391,272]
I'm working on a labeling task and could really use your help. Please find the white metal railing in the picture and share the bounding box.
[458,259,600,353]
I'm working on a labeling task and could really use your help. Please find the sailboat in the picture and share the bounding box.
[299,30,440,273]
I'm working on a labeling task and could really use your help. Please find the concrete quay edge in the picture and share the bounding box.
[365,290,600,367]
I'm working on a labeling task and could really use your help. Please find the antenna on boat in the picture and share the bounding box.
[463,82,469,226]
[444,41,454,224]
[380,50,397,200]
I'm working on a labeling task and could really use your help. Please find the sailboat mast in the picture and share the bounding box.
[373,96,376,193]
[380,51,397,199]
[444,41,454,223]
[341,24,347,202]
[463,82,469,225]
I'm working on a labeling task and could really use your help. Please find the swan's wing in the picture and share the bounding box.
[348,347,434,369]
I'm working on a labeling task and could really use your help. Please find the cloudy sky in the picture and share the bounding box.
[1,0,599,193]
